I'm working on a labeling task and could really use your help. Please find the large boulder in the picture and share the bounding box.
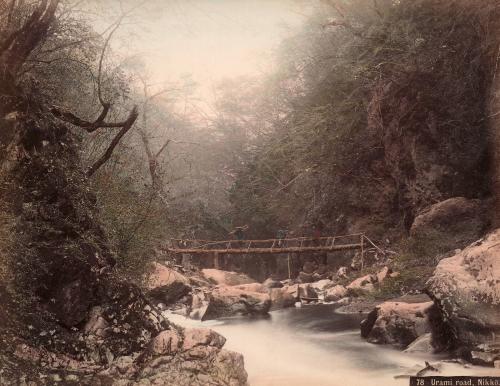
[302,261,316,274]
[376,266,392,284]
[404,333,433,354]
[201,269,254,286]
[189,290,210,320]
[181,328,226,351]
[347,274,377,294]
[232,282,267,293]
[262,278,283,289]
[283,283,318,299]
[426,229,500,354]
[311,279,335,292]
[105,327,247,386]
[147,262,191,305]
[199,286,271,321]
[269,288,296,310]
[148,329,182,356]
[324,285,348,302]
[410,197,488,251]
[361,301,433,347]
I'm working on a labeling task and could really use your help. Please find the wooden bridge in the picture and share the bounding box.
[166,233,385,270]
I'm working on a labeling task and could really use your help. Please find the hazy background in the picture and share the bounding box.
[83,0,316,100]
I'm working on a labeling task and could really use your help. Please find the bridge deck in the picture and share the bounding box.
[167,243,361,254]
[165,233,383,255]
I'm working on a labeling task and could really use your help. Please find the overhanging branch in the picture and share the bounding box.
[86,106,139,177]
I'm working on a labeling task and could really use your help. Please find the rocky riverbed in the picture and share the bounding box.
[145,229,500,384]
[165,304,499,386]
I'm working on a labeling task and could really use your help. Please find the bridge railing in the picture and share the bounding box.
[166,233,387,272]
[168,233,365,250]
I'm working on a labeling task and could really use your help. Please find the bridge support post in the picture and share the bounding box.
[287,253,291,280]
[360,235,365,271]
[214,252,220,269]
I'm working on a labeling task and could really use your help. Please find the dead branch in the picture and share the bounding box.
[156,139,171,158]
[50,104,140,132]
[49,11,140,177]
[87,106,138,177]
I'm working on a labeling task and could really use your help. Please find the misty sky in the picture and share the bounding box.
[89,0,315,91]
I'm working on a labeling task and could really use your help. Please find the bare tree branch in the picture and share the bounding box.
[97,17,123,107]
[87,106,139,177]
[50,104,141,132]
[156,139,171,158]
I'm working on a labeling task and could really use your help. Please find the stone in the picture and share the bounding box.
[212,349,248,386]
[135,336,247,386]
[360,308,378,338]
[14,344,99,372]
[298,271,314,283]
[283,284,317,299]
[189,291,209,320]
[149,329,181,355]
[337,266,348,279]
[410,197,488,250]
[470,350,500,367]
[404,333,434,354]
[84,306,109,338]
[324,285,348,302]
[312,272,329,281]
[262,277,283,289]
[347,274,377,294]
[426,229,500,349]
[361,301,433,347]
[201,286,271,321]
[182,328,226,351]
[316,264,328,275]
[302,261,316,274]
[269,287,296,310]
[147,262,191,305]
[311,279,335,292]
[334,297,350,306]
[201,269,254,286]
[109,356,136,376]
[232,282,266,293]
[376,266,391,284]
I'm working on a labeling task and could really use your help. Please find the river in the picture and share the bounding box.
[166,304,499,386]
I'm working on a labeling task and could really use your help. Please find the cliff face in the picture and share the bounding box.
[0,82,111,326]
[364,72,490,233]
[227,1,500,247]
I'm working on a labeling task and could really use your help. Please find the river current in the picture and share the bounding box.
[166,304,499,386]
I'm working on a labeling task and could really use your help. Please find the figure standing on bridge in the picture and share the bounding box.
[276,229,288,247]
[229,225,248,244]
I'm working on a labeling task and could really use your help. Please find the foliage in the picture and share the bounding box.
[227,0,498,242]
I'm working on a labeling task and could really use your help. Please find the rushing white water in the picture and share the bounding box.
[166,304,499,386]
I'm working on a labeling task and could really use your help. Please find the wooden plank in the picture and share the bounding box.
[166,243,361,255]
[169,233,363,246]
